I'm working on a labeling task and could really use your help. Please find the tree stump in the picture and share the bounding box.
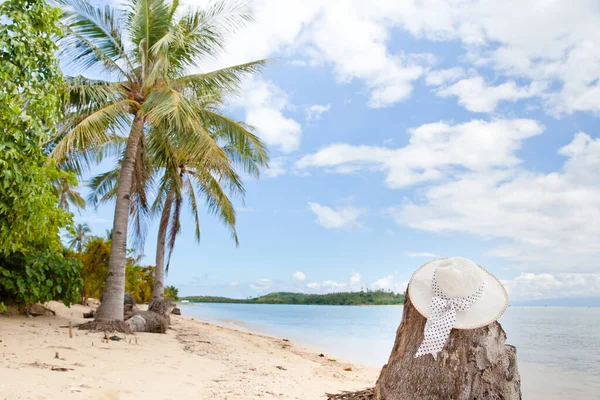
[374,291,521,400]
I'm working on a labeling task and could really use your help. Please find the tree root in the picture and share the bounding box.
[326,388,374,400]
[78,320,133,334]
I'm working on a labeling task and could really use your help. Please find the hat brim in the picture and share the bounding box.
[408,258,508,329]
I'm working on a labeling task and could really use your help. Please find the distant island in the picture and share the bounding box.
[181,290,405,306]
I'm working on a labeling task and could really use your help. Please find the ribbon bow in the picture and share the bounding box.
[415,273,484,358]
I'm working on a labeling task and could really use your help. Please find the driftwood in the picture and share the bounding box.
[327,291,521,400]
[126,311,169,333]
[22,304,56,317]
[124,298,174,333]
[148,298,175,321]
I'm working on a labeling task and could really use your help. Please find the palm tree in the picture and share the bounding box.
[67,223,92,253]
[52,173,86,212]
[88,122,268,301]
[150,124,266,300]
[52,0,266,330]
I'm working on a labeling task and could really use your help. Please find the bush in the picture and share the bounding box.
[164,285,179,301]
[80,237,110,303]
[0,0,83,308]
[125,264,154,304]
[0,249,83,306]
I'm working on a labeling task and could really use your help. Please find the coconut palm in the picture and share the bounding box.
[67,223,92,252]
[88,122,267,301]
[52,173,86,212]
[52,0,266,330]
[150,123,266,300]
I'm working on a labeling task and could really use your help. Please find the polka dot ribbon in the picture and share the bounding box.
[415,272,484,358]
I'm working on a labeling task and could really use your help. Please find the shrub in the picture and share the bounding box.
[164,285,179,301]
[0,249,83,306]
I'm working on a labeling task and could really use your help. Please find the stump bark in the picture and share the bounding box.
[374,292,521,400]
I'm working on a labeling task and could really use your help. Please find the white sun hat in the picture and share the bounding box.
[408,257,509,357]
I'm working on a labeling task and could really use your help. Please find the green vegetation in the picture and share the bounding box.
[79,237,111,304]
[0,0,264,320]
[182,290,405,306]
[125,262,154,304]
[164,286,179,302]
[0,0,83,309]
[78,235,156,304]
[52,0,268,325]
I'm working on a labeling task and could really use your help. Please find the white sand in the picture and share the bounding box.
[0,302,378,399]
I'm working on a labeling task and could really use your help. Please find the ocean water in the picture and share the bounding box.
[180,303,600,399]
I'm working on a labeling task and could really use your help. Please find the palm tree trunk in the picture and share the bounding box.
[94,114,145,322]
[152,187,174,301]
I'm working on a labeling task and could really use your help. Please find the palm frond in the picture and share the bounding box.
[126,0,173,76]
[173,60,266,97]
[50,99,135,163]
[66,75,126,108]
[143,89,232,169]
[153,0,253,74]
[56,0,134,78]
[199,109,268,176]
[183,174,202,245]
[188,167,238,246]
[87,167,120,207]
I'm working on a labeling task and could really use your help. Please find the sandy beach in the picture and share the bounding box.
[0,302,378,399]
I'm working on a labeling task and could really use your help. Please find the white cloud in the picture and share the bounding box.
[370,0,600,115]
[305,104,331,121]
[307,202,366,229]
[301,116,600,275]
[188,1,600,117]
[425,67,465,86]
[249,278,274,291]
[303,272,361,293]
[436,76,544,113]
[292,271,306,281]
[230,78,301,153]
[388,132,600,273]
[300,2,430,108]
[306,280,347,291]
[405,252,438,258]
[371,275,394,290]
[189,0,432,109]
[370,274,407,293]
[264,156,287,178]
[350,272,361,285]
[503,273,600,301]
[298,119,544,187]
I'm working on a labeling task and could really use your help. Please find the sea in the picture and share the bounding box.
[179,303,600,399]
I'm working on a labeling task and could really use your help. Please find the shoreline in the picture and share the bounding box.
[3,302,596,399]
[181,302,404,307]
[0,301,379,399]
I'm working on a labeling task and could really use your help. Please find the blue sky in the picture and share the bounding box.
[73,0,600,301]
